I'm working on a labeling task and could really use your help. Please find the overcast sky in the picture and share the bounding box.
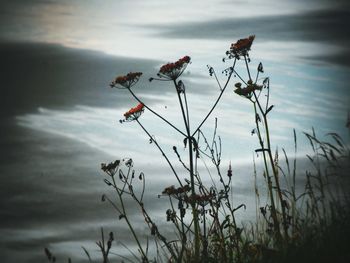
[1,0,349,62]
[1,0,350,262]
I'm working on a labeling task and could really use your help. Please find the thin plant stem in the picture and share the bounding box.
[252,101,281,240]
[173,79,201,262]
[127,87,187,137]
[257,91,289,239]
[245,54,288,241]
[127,180,178,261]
[192,58,237,137]
[244,55,252,81]
[111,175,148,262]
[212,67,223,91]
[135,119,184,188]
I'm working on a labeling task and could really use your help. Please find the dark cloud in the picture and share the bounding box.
[152,9,350,43]
[0,124,172,262]
[150,9,350,67]
[302,49,350,68]
[0,42,163,119]
[0,43,185,262]
[0,41,212,122]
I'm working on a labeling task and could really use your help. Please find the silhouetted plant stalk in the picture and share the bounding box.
[99,35,350,263]
[302,129,350,224]
[101,159,179,262]
[45,36,350,263]
[96,228,114,263]
[109,47,241,262]
[107,36,288,262]
[231,40,293,244]
[101,159,149,261]
[41,34,350,263]
[197,123,244,261]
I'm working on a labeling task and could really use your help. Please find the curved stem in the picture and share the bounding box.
[136,119,184,188]
[192,59,237,137]
[232,68,248,86]
[111,176,148,262]
[127,88,187,137]
[213,69,223,91]
[129,182,178,261]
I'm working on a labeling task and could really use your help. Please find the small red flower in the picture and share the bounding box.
[110,72,142,89]
[123,103,145,121]
[228,35,255,57]
[158,56,191,80]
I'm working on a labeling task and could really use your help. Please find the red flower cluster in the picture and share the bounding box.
[110,72,142,89]
[158,56,191,80]
[123,103,145,121]
[229,35,255,57]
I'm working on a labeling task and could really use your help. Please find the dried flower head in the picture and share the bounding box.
[162,184,191,197]
[227,35,255,58]
[185,193,214,206]
[110,72,142,89]
[162,185,176,195]
[157,56,191,80]
[101,160,120,176]
[166,209,176,222]
[227,162,232,177]
[123,103,145,122]
[234,81,262,98]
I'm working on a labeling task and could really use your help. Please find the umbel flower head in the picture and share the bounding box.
[227,35,255,58]
[157,56,191,80]
[101,160,120,176]
[122,103,145,122]
[110,72,142,89]
[234,80,262,98]
[162,185,191,197]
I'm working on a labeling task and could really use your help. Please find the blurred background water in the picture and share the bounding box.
[0,0,349,262]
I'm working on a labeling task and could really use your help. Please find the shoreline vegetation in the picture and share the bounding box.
[45,36,350,263]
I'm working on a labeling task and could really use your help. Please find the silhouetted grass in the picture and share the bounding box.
[45,36,350,263]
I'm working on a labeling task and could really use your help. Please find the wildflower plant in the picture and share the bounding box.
[228,35,290,242]
[94,35,350,263]
[44,35,350,263]
[104,36,261,262]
